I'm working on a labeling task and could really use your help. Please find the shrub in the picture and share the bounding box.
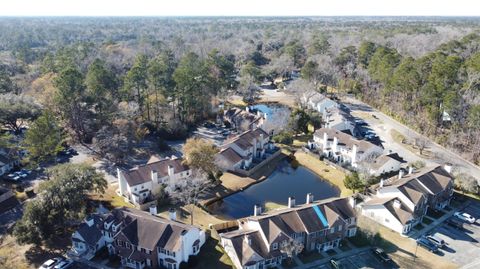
[273,131,293,145]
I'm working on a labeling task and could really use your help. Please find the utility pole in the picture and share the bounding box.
[413,242,419,262]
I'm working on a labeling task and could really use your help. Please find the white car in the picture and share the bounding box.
[53,260,73,269]
[39,258,63,269]
[454,211,476,223]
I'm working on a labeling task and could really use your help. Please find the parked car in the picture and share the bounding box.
[447,218,464,229]
[39,257,63,269]
[330,259,346,269]
[417,237,439,252]
[53,260,73,269]
[426,235,446,248]
[372,247,391,262]
[454,211,476,223]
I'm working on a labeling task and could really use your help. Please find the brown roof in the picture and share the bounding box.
[364,197,413,225]
[384,200,413,225]
[113,207,198,252]
[390,166,454,196]
[397,185,425,205]
[225,128,269,151]
[217,148,243,166]
[314,128,380,154]
[220,197,356,266]
[370,154,404,170]
[122,157,189,187]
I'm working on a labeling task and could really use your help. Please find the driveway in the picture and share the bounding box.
[303,248,394,269]
[342,96,480,181]
[429,202,480,267]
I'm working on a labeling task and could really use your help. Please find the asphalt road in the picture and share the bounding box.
[342,96,480,181]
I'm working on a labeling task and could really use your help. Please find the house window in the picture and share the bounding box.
[126,242,130,249]
[385,218,390,223]
[338,225,342,231]
[141,185,144,189]
[330,227,335,234]
[134,187,137,191]
[272,243,278,250]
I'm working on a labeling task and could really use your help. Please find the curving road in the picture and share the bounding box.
[342,96,480,181]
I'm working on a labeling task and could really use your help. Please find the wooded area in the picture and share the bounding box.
[0,17,479,164]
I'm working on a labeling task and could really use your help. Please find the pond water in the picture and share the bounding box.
[208,162,340,219]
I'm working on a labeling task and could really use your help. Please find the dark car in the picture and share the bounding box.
[417,237,439,252]
[372,247,391,262]
[447,218,464,229]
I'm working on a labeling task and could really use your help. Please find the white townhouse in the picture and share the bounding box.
[360,165,455,234]
[310,128,383,168]
[219,196,357,269]
[216,128,274,171]
[118,155,191,205]
[301,91,339,114]
[71,207,206,269]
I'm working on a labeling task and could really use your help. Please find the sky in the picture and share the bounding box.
[0,0,479,17]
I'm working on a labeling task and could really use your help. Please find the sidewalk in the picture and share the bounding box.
[408,201,470,239]
[293,246,371,269]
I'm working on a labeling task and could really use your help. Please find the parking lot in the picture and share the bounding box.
[428,202,480,267]
[309,249,396,269]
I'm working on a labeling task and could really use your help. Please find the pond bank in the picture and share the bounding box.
[200,152,288,208]
[293,151,352,197]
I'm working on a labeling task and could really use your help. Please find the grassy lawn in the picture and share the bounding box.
[0,235,31,269]
[264,201,286,212]
[298,251,324,263]
[192,237,233,269]
[89,183,134,209]
[413,223,424,230]
[357,216,457,269]
[293,152,351,197]
[389,129,434,159]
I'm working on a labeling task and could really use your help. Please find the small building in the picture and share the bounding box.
[71,207,206,269]
[0,187,19,215]
[219,196,357,269]
[118,156,191,206]
[301,91,339,115]
[224,107,266,132]
[310,128,383,168]
[0,148,18,177]
[369,153,406,176]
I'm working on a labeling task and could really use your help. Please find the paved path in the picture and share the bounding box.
[69,256,114,269]
[342,96,480,181]
[295,246,371,269]
[408,207,459,239]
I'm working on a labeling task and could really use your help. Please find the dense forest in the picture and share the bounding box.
[0,17,479,164]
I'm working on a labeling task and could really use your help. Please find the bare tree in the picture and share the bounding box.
[414,136,430,156]
[280,238,304,264]
[165,171,213,225]
[356,152,381,185]
[455,173,478,194]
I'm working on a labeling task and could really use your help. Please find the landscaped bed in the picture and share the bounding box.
[298,251,324,263]
[427,208,445,219]
[422,217,434,225]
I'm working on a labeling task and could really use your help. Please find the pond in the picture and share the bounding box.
[208,162,340,219]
